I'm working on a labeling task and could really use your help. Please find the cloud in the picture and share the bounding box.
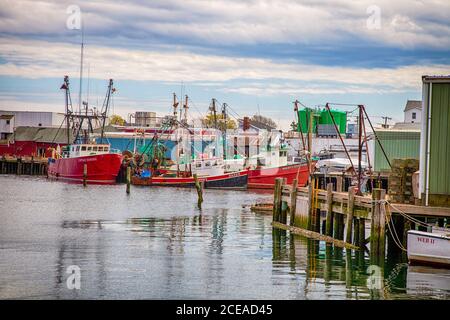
[0,0,449,50]
[0,38,448,95]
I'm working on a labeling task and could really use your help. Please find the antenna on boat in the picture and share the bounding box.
[78,24,84,116]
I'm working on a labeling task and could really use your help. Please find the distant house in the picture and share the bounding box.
[403,100,422,124]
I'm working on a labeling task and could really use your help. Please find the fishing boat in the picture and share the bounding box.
[132,169,248,190]
[48,143,123,184]
[247,162,310,189]
[47,76,123,184]
[407,229,450,267]
[132,156,248,189]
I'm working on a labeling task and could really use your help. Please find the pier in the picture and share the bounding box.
[0,156,47,176]
[270,177,450,266]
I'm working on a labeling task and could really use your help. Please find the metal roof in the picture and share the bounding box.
[403,100,422,112]
[422,75,450,83]
[13,126,72,144]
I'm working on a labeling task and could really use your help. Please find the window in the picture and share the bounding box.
[87,146,92,151]
[6,120,10,125]
[412,112,416,120]
[98,146,104,152]
[76,146,80,151]
[81,146,86,151]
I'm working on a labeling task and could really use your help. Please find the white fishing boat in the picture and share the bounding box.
[407,229,450,267]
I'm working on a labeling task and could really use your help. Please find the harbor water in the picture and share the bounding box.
[0,175,449,299]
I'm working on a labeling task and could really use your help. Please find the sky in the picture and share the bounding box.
[0,0,449,129]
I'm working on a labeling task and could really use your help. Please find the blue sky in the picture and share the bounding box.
[0,0,449,129]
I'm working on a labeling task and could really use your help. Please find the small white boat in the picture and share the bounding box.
[407,229,450,267]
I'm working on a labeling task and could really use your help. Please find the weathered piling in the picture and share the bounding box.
[126,166,131,194]
[325,183,333,236]
[273,178,283,222]
[289,179,298,226]
[193,174,204,209]
[345,186,356,244]
[83,163,88,187]
[370,188,386,264]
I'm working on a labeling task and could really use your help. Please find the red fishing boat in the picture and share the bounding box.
[47,76,122,184]
[248,163,310,189]
[48,144,123,184]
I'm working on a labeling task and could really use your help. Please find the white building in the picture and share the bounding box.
[403,100,422,124]
[0,110,66,128]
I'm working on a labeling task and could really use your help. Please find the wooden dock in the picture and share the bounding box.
[0,156,48,176]
[270,177,449,266]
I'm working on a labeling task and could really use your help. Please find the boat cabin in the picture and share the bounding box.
[63,144,111,158]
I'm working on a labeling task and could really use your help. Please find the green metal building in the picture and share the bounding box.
[420,75,450,207]
[373,129,421,172]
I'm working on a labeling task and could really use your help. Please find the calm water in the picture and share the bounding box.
[0,175,449,300]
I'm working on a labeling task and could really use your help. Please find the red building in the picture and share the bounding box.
[0,126,71,158]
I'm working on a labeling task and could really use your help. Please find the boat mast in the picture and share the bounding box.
[61,76,72,145]
[100,79,114,143]
[78,27,84,116]
[222,103,228,160]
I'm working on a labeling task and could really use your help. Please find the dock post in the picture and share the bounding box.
[289,179,298,226]
[126,166,131,194]
[83,163,87,187]
[193,174,203,209]
[359,218,366,250]
[370,188,386,263]
[17,158,21,175]
[345,187,356,244]
[325,183,333,236]
[273,178,283,223]
[307,177,315,230]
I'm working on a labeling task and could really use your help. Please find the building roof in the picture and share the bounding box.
[14,126,73,144]
[0,114,14,120]
[392,122,421,130]
[404,100,422,112]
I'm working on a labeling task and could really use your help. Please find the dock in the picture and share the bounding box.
[0,156,48,176]
[270,176,449,267]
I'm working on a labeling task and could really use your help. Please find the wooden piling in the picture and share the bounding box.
[83,163,87,187]
[193,174,204,209]
[359,218,366,250]
[345,187,355,244]
[126,166,131,194]
[289,179,298,226]
[307,177,315,230]
[273,178,283,222]
[370,188,386,263]
[325,183,333,236]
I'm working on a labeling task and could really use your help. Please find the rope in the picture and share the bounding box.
[384,204,407,251]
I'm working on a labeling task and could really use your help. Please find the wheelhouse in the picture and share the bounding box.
[65,144,111,158]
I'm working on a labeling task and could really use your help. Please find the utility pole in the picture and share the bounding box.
[381,116,392,128]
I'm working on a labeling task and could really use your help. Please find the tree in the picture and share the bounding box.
[109,114,126,126]
[251,115,277,129]
[290,121,298,131]
[201,114,237,130]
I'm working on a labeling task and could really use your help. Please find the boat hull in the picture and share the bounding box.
[407,230,450,267]
[48,153,123,184]
[248,163,309,189]
[132,171,248,190]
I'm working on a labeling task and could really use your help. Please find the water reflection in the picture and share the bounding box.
[0,175,449,299]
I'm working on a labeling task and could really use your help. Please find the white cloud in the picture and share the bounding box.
[0,38,448,95]
[0,0,449,49]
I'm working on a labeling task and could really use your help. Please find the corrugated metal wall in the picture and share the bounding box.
[429,83,450,195]
[374,130,420,171]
